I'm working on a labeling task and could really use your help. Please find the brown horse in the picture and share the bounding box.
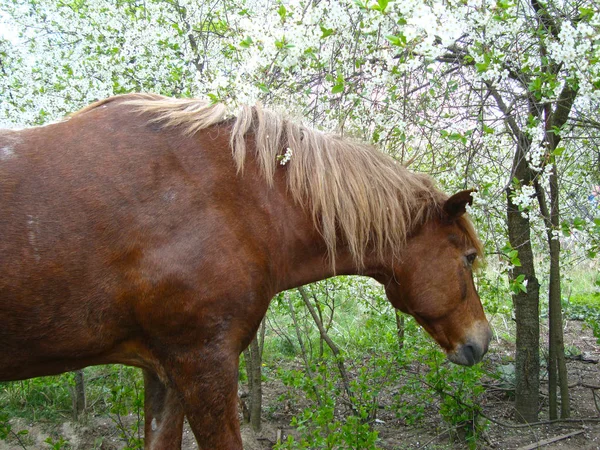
[0,94,491,449]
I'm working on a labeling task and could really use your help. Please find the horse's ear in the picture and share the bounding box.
[443,189,476,220]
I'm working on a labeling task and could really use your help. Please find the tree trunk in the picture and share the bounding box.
[550,165,570,418]
[543,83,577,420]
[537,81,577,419]
[505,127,541,423]
[536,165,570,419]
[395,310,405,351]
[507,190,541,423]
[247,337,263,431]
[552,178,570,422]
[488,84,542,423]
[72,369,86,421]
[243,319,266,432]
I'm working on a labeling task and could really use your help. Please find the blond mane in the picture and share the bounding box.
[116,94,481,268]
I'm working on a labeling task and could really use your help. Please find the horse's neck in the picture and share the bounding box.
[237,140,382,294]
[268,193,374,292]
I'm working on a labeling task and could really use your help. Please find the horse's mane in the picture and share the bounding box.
[83,94,481,268]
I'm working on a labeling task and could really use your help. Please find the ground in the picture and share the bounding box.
[1,320,598,450]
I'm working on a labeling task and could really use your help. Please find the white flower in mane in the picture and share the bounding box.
[278,147,293,165]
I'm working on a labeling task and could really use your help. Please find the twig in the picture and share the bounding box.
[516,429,584,450]
[416,426,455,448]
[297,286,355,412]
[286,292,322,407]
[481,412,600,428]
[9,428,28,450]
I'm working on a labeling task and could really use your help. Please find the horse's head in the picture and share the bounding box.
[380,190,491,366]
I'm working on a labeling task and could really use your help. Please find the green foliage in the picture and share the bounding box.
[1,0,600,445]
[0,412,29,446]
[393,344,489,448]
[0,413,9,440]
[0,375,74,421]
[510,274,528,294]
[44,435,69,449]
[0,365,145,449]
[563,270,600,343]
[107,366,144,450]
[275,363,380,450]
[267,277,492,449]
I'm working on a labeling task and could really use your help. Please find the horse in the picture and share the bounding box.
[0,94,491,449]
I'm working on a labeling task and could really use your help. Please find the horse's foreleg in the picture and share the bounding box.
[143,369,185,450]
[165,348,243,450]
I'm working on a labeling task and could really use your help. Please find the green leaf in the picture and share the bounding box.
[386,33,406,47]
[447,132,465,142]
[372,0,389,12]
[332,83,344,94]
[579,6,594,21]
[277,4,287,22]
[207,93,220,103]
[510,274,528,294]
[561,220,571,237]
[320,24,334,39]
[573,217,586,230]
[475,53,491,73]
[239,36,253,48]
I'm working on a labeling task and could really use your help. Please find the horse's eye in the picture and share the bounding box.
[465,252,477,266]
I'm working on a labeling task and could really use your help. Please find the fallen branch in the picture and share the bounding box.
[516,429,584,450]
[568,381,600,390]
[481,412,600,429]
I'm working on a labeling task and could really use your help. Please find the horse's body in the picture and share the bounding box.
[0,94,491,449]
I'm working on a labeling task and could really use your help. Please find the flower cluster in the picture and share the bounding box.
[511,184,537,218]
[278,147,293,166]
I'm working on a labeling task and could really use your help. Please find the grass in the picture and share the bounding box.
[564,263,600,304]
[562,266,600,343]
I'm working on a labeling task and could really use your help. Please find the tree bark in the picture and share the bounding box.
[247,337,263,431]
[395,310,405,351]
[488,84,541,423]
[507,188,541,423]
[535,165,570,420]
[549,164,570,419]
[537,80,577,419]
[72,369,86,421]
[243,319,266,431]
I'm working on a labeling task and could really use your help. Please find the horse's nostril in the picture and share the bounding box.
[448,325,492,366]
[448,341,485,366]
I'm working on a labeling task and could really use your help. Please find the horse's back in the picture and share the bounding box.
[0,103,236,380]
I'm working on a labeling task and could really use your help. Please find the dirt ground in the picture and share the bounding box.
[1,320,598,450]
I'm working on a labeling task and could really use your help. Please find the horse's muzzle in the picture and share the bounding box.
[448,323,492,366]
